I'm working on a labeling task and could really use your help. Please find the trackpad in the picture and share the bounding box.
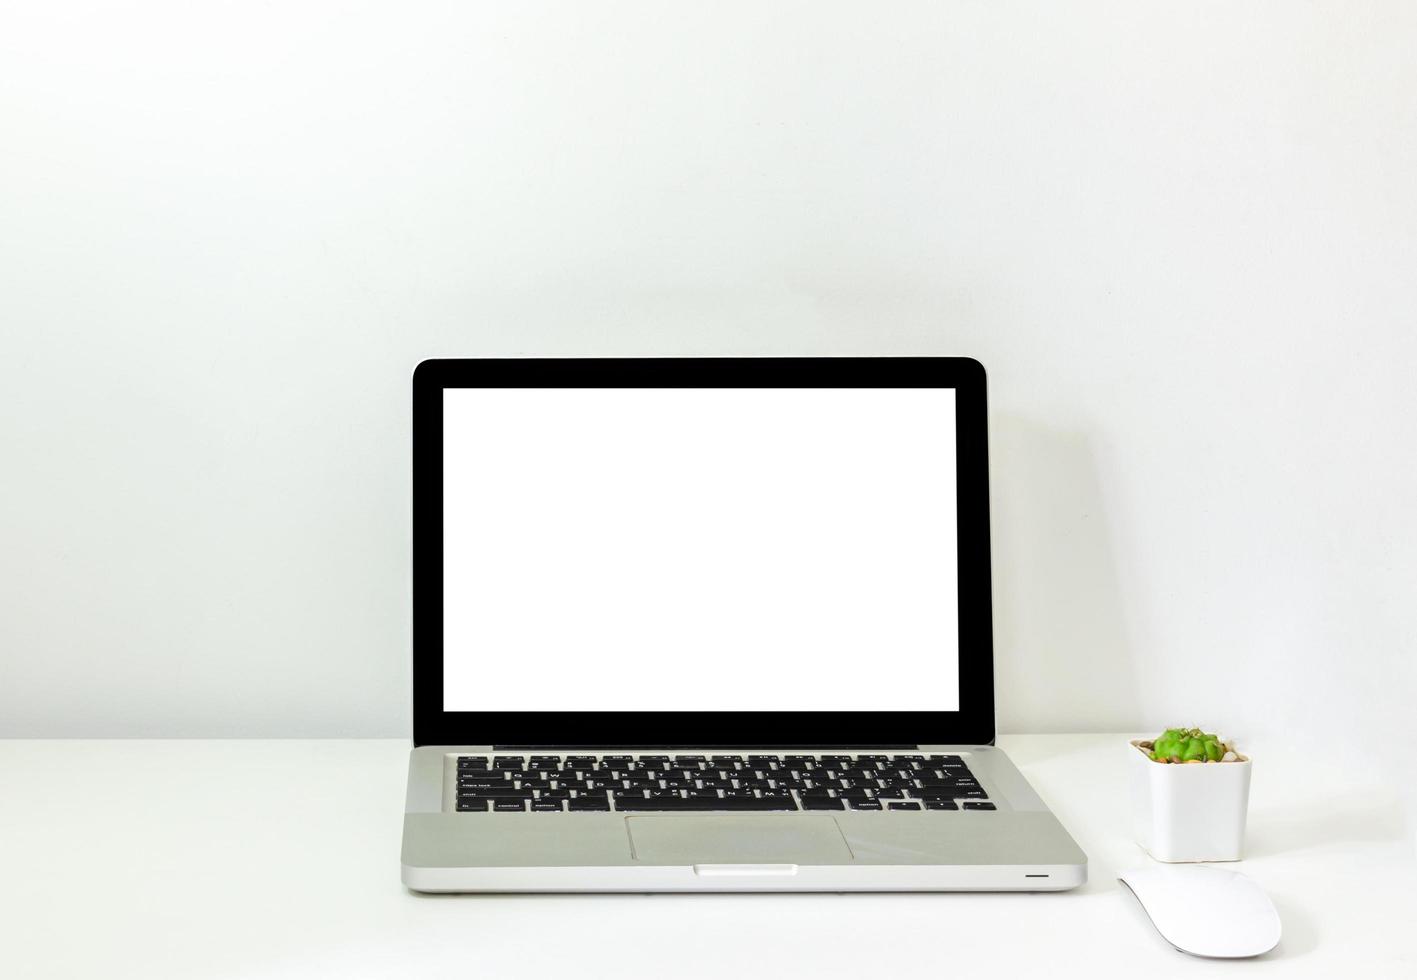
[626,815,854,865]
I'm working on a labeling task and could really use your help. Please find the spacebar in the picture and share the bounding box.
[614,797,799,812]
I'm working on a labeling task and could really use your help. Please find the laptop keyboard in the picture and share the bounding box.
[453,754,994,813]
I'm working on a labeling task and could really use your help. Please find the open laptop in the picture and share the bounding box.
[400,356,1087,892]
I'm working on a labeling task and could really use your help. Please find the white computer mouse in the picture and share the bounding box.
[1119,865,1282,958]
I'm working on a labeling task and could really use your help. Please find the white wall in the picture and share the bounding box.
[2,3,1414,755]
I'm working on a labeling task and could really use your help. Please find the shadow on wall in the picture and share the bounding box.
[990,413,1139,733]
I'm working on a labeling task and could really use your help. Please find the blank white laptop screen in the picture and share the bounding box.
[442,387,959,713]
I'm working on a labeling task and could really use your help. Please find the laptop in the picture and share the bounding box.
[400,356,1087,892]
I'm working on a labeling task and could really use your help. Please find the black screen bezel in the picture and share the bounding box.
[412,357,994,748]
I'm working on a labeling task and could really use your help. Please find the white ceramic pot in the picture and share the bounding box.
[1129,740,1251,863]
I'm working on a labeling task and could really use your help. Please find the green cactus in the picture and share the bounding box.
[1149,727,1225,763]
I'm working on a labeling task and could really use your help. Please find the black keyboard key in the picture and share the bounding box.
[711,755,743,767]
[564,756,596,769]
[925,800,959,810]
[912,776,980,793]
[492,756,525,769]
[459,787,534,799]
[458,773,509,785]
[456,799,489,811]
[802,797,846,810]
[530,800,563,812]
[457,757,490,769]
[493,799,526,812]
[847,799,883,810]
[600,756,632,767]
[888,801,922,811]
[615,795,798,812]
[528,757,562,770]
[568,797,610,811]
[917,789,977,800]
[842,777,879,788]
[963,801,997,811]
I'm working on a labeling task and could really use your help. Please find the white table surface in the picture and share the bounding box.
[2,734,1412,978]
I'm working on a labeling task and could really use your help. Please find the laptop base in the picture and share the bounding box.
[401,745,1087,893]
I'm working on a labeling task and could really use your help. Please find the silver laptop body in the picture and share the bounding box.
[400,357,1087,892]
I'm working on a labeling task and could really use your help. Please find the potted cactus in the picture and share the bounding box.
[1129,727,1251,863]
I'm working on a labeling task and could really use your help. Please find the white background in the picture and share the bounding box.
[441,387,958,712]
[2,0,1415,791]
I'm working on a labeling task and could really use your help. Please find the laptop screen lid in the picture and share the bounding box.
[412,357,994,748]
